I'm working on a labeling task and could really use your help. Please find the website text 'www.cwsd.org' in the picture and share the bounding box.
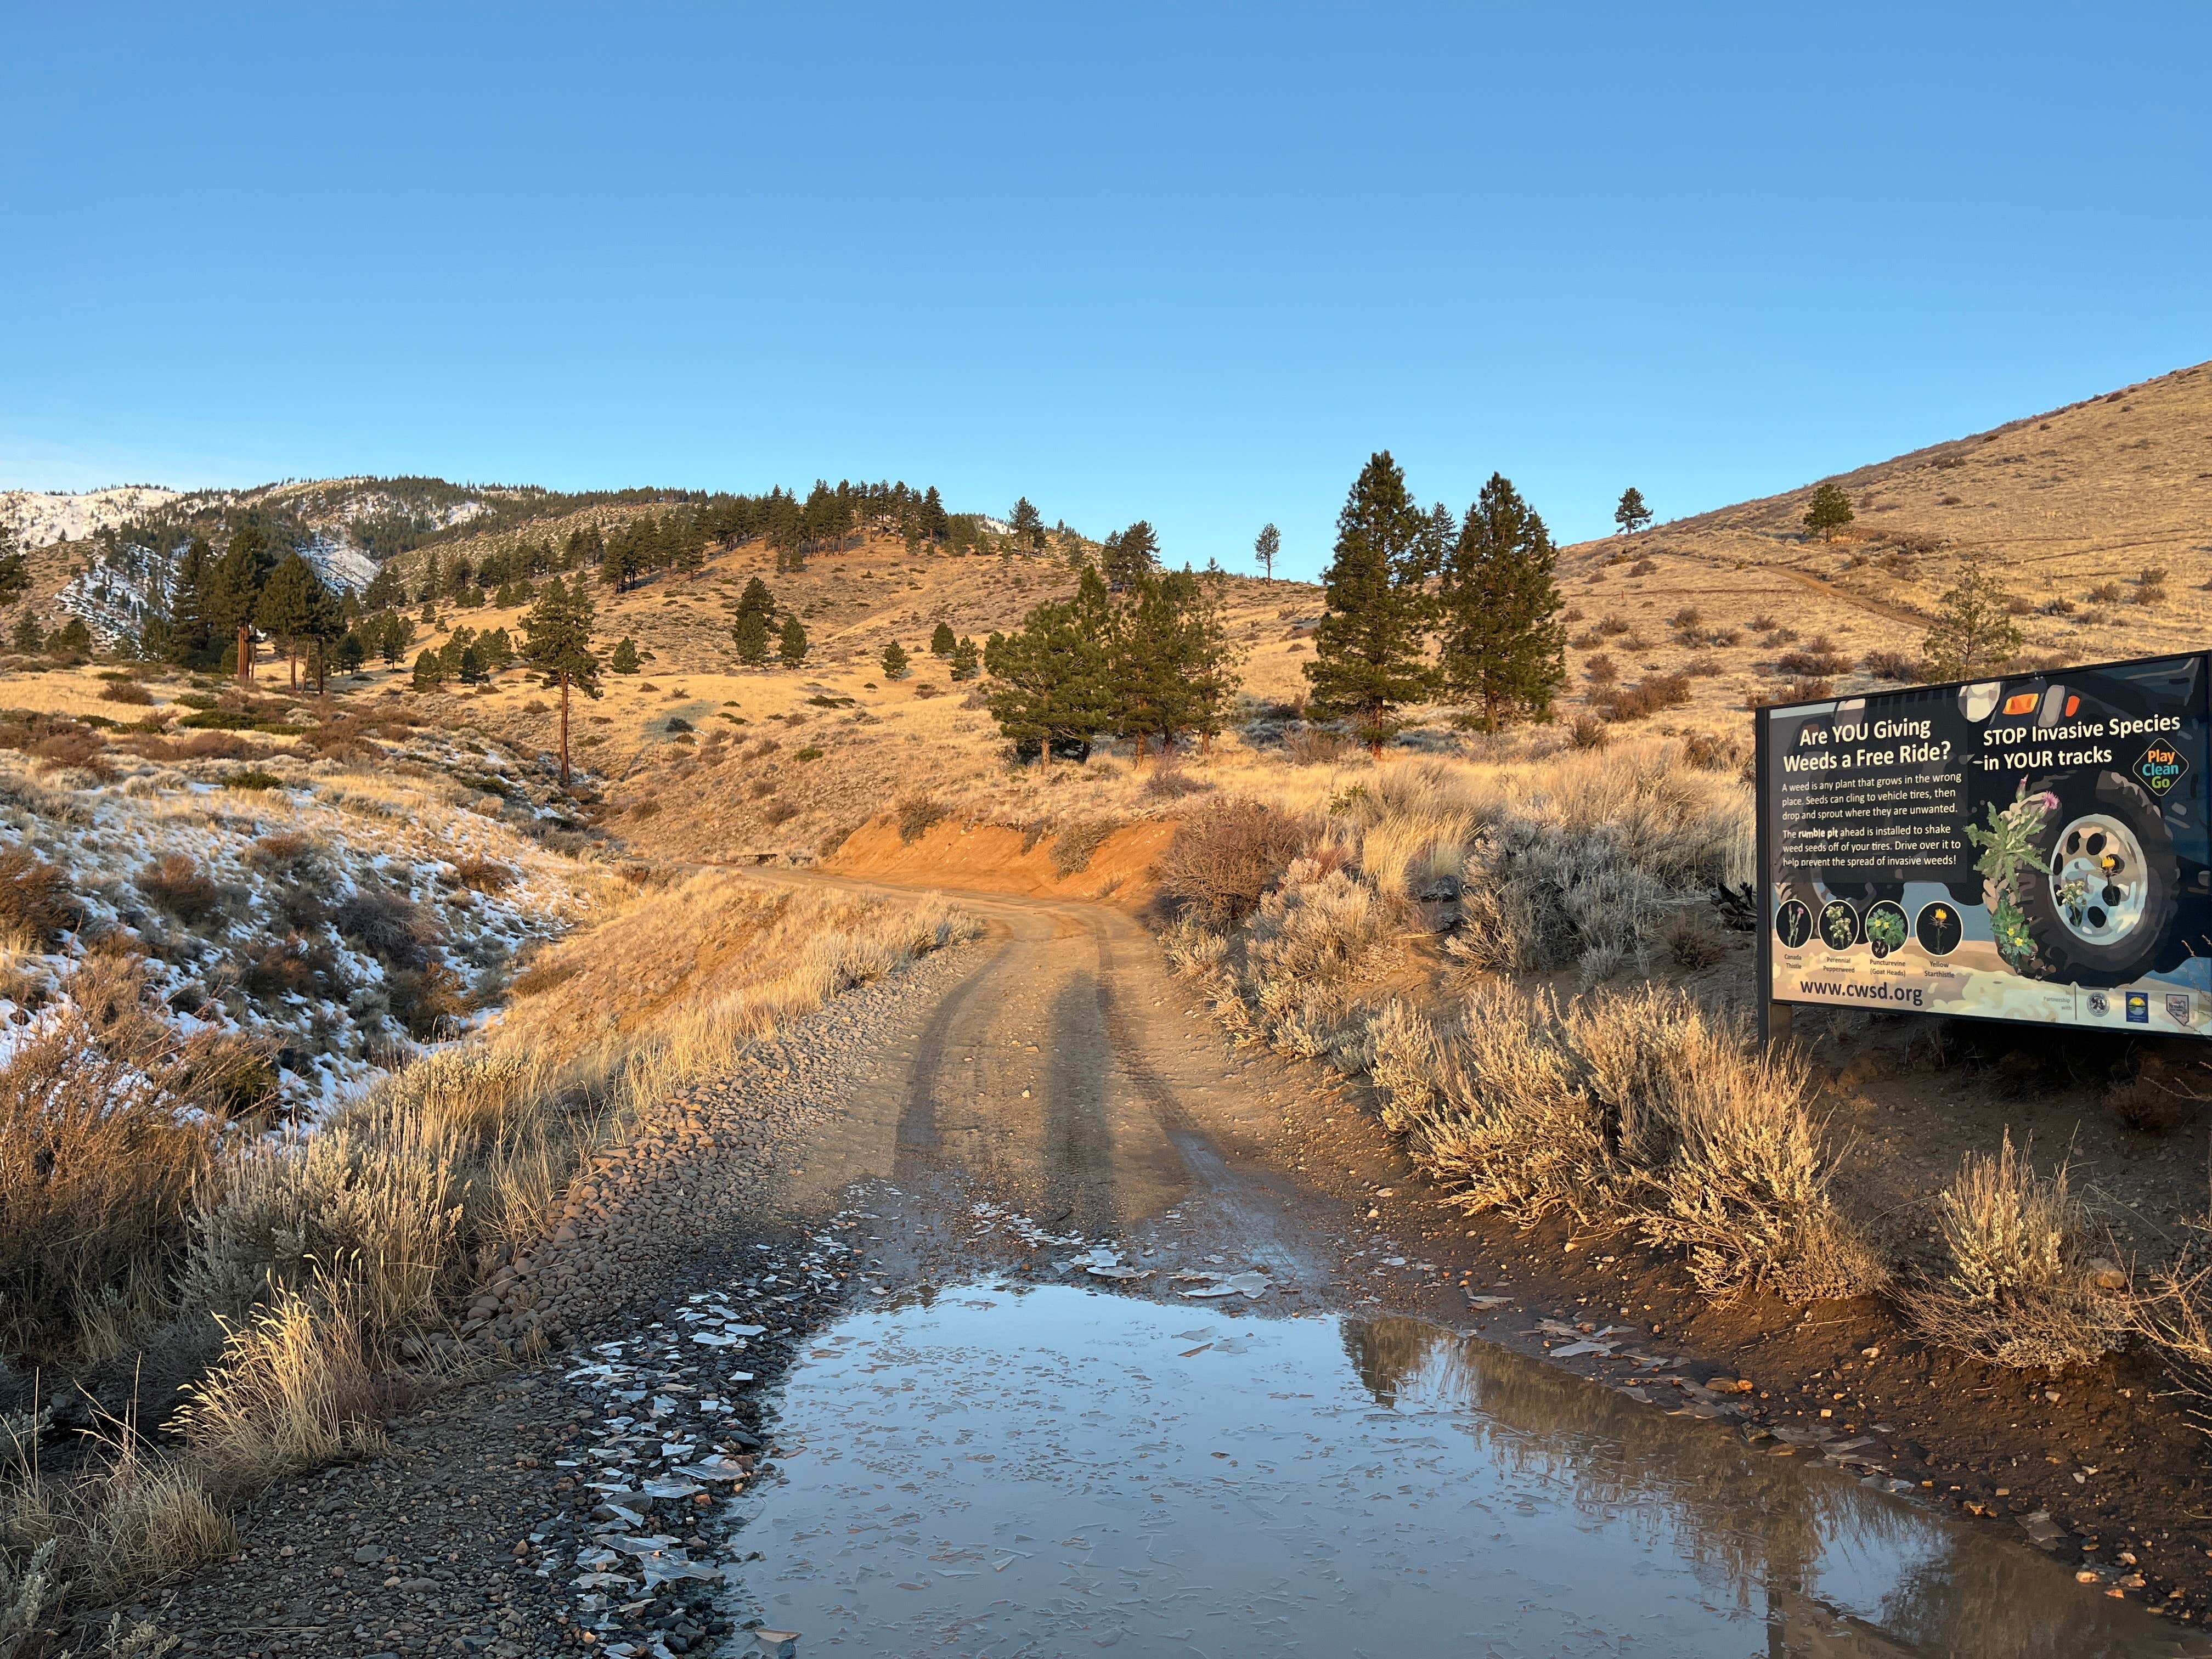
[1796,977,1927,1007]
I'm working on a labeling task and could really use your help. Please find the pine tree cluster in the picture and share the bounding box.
[1304,453,1566,751]
[983,526,1242,760]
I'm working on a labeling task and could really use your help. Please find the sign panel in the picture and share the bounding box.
[1756,653,2212,1035]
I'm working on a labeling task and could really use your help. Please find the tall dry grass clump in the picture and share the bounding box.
[1901,1133,2128,1368]
[0,1015,215,1359]
[167,1287,385,1489]
[1369,984,1880,1302]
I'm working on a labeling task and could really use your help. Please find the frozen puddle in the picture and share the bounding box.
[725,1285,2204,1658]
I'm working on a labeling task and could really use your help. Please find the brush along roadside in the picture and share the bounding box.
[0,874,978,1639]
[1152,744,2206,1398]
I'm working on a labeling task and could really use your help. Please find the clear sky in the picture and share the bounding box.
[3,3,2205,577]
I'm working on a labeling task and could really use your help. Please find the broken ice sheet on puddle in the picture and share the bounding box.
[1179,1271,1272,1300]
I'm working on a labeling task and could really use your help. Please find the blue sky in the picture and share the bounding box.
[3,3,2204,578]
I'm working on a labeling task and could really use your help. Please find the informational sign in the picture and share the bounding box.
[1756,653,2212,1036]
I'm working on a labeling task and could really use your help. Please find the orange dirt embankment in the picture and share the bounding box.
[826,817,1176,912]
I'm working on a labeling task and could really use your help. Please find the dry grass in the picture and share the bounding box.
[1373,984,1880,1301]
[0,1015,215,1359]
[167,1287,386,1489]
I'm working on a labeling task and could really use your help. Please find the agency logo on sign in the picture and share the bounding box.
[2135,738,2190,797]
[2169,994,2195,1027]
[2127,991,2151,1024]
[2086,990,2111,1018]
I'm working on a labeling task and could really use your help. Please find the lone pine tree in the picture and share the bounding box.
[778,614,809,665]
[1253,522,1280,583]
[1305,451,1436,756]
[1802,482,1854,541]
[1439,473,1566,731]
[929,621,956,657]
[522,575,601,785]
[610,636,641,673]
[1921,554,2023,680]
[1100,521,1161,589]
[1613,487,1652,535]
[881,639,911,680]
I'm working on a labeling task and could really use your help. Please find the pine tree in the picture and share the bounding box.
[336,630,368,674]
[0,524,27,608]
[1009,497,1045,550]
[930,621,956,657]
[1305,452,1436,755]
[522,576,602,785]
[253,552,330,692]
[732,610,770,666]
[984,568,1117,761]
[922,486,949,545]
[949,636,979,681]
[205,528,271,682]
[736,577,776,622]
[419,550,444,603]
[1180,563,1244,751]
[1920,554,2023,680]
[1100,521,1161,589]
[378,611,415,665]
[164,537,216,667]
[610,636,641,673]
[412,648,445,691]
[881,640,910,680]
[1802,482,1854,541]
[778,614,809,665]
[1254,523,1280,583]
[1613,487,1652,535]
[1438,473,1566,730]
[9,611,42,654]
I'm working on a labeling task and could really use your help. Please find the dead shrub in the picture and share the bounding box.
[137,853,223,925]
[1860,650,1919,682]
[29,729,115,780]
[1594,673,1692,723]
[1662,910,1727,969]
[1775,636,1849,676]
[1583,653,1618,686]
[387,962,470,1040]
[98,679,155,706]
[1051,817,1123,877]
[506,958,581,999]
[454,856,517,893]
[1285,729,1351,765]
[895,795,946,843]
[761,800,799,827]
[1569,716,1608,751]
[1680,731,1740,771]
[2103,1073,2199,1136]
[1141,766,1212,800]
[1900,1132,2126,1368]
[0,847,80,945]
[247,830,321,878]
[1156,800,1308,925]
[628,799,662,819]
[334,889,439,969]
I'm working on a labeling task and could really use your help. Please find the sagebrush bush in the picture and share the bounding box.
[1901,1132,2125,1368]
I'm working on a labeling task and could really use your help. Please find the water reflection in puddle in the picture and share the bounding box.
[727,1285,2205,1657]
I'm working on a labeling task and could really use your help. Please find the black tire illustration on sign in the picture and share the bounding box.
[2016,770,2180,986]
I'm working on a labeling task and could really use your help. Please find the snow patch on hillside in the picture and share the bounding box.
[0,486,180,546]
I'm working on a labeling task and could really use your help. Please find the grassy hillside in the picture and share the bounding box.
[1543,358,2212,735]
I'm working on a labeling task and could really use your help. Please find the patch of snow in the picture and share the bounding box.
[0,486,182,546]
